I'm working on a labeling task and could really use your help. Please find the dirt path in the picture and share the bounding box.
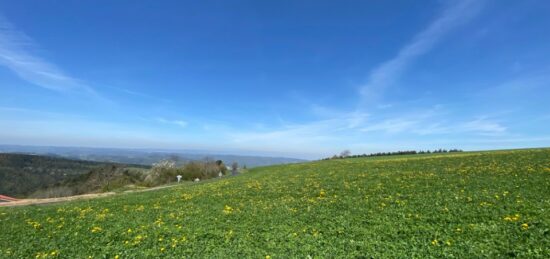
[0,192,117,207]
[0,183,182,208]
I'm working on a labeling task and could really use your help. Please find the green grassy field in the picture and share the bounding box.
[1,149,549,258]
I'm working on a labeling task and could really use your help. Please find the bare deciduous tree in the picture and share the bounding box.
[340,150,351,158]
[231,162,239,176]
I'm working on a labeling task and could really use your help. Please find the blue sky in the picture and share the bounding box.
[0,0,549,159]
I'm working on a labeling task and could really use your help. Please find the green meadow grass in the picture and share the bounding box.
[1,149,549,258]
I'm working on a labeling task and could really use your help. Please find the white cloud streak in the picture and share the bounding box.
[226,103,509,157]
[360,0,485,103]
[156,117,188,128]
[220,1,493,157]
[0,16,97,95]
[460,117,506,135]
[360,115,506,136]
[114,87,172,103]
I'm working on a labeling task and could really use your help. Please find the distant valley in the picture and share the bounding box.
[0,145,306,198]
[0,145,306,167]
[0,153,148,198]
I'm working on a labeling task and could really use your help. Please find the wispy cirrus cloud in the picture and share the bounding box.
[156,117,188,128]
[0,15,97,96]
[460,117,506,135]
[226,1,491,156]
[226,102,509,157]
[360,115,506,136]
[113,87,172,103]
[360,0,485,104]
[228,111,372,153]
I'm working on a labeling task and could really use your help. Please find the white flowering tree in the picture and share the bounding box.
[145,160,177,186]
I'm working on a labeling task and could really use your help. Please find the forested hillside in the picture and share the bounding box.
[0,153,147,197]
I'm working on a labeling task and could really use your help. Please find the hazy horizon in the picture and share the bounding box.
[0,143,310,160]
[1,1,549,159]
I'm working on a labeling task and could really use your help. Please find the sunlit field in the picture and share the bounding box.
[1,149,549,258]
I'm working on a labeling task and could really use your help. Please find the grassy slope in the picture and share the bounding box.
[1,149,549,258]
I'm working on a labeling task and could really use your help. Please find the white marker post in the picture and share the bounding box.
[176,175,182,183]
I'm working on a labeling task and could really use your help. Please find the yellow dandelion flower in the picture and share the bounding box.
[91,226,102,233]
[503,214,520,222]
[223,205,234,214]
[521,223,529,230]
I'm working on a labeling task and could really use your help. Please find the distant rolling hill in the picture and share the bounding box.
[0,145,307,167]
[0,153,147,198]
